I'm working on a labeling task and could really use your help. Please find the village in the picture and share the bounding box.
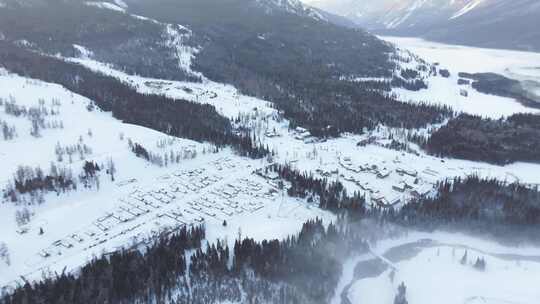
[2,59,538,291]
[335,155,436,208]
[25,157,286,265]
[25,136,445,269]
[262,126,443,210]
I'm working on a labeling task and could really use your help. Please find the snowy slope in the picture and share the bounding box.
[305,0,487,29]
[85,1,126,12]
[0,69,334,288]
[306,0,540,52]
[256,0,327,21]
[3,59,540,293]
[1,0,540,299]
[450,0,486,19]
[3,39,540,290]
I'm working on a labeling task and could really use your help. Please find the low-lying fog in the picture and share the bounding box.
[334,229,540,304]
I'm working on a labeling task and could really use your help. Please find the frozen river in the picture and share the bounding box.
[336,232,540,304]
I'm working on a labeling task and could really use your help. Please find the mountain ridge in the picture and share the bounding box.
[305,0,540,52]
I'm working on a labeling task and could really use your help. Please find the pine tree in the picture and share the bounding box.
[474,257,486,271]
[394,282,408,304]
[460,250,468,265]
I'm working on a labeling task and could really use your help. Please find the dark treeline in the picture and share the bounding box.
[3,169,540,302]
[270,164,367,217]
[5,160,111,204]
[232,219,366,292]
[382,175,540,241]
[186,218,368,304]
[268,80,449,137]
[0,42,267,158]
[391,77,428,91]
[0,0,452,137]
[1,219,368,304]
[0,0,199,82]
[125,0,451,137]
[422,113,540,165]
[194,35,448,138]
[4,165,76,204]
[130,142,151,161]
[270,164,540,242]
[2,225,205,304]
[82,161,101,178]
[458,72,539,109]
[9,165,75,196]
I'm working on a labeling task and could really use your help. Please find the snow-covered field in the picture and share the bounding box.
[64,51,540,192]
[382,37,540,75]
[0,70,333,288]
[382,36,540,118]
[66,56,275,120]
[1,27,540,302]
[4,45,540,289]
[345,231,540,304]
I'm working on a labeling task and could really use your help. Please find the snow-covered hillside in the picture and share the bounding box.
[305,0,540,52]
[0,69,334,288]
[305,0,488,29]
[2,40,540,292]
[3,22,540,289]
[256,0,328,20]
[1,1,540,301]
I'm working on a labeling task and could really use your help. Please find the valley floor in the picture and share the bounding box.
[1,37,540,302]
[382,36,540,117]
[343,231,540,304]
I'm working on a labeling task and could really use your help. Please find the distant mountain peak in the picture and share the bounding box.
[256,0,327,21]
[305,0,490,27]
[305,0,540,52]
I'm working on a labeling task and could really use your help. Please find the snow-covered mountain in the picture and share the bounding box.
[305,0,540,52]
[2,0,540,302]
[304,0,486,29]
[256,0,322,18]
[254,0,357,26]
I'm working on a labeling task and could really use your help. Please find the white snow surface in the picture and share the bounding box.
[1,34,540,302]
[113,0,127,9]
[0,70,334,288]
[450,0,485,19]
[383,36,540,75]
[65,56,275,120]
[347,231,540,304]
[383,36,540,118]
[63,53,540,189]
[72,44,94,59]
[85,1,126,12]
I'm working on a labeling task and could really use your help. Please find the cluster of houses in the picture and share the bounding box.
[169,172,222,194]
[315,168,339,178]
[392,180,433,197]
[334,156,435,208]
[36,167,217,260]
[35,158,280,261]
[339,156,395,179]
[293,127,311,141]
[156,176,272,224]
[370,192,402,207]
